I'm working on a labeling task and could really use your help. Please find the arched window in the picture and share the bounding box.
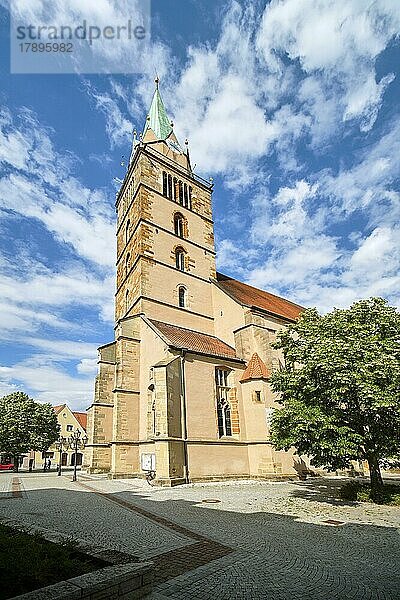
[167,174,172,199]
[183,183,188,207]
[125,252,131,277]
[215,368,232,437]
[178,181,183,205]
[162,171,167,196]
[174,213,185,238]
[175,247,185,271]
[125,219,130,244]
[217,399,232,437]
[125,289,130,312]
[178,286,186,308]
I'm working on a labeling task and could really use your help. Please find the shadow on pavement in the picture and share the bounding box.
[0,475,399,599]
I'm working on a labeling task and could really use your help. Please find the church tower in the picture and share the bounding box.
[115,78,216,333]
[85,79,223,482]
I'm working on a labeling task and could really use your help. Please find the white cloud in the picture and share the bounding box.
[77,358,98,375]
[0,109,116,268]
[257,0,399,131]
[88,87,133,148]
[0,103,115,412]
[0,378,18,398]
[0,357,95,410]
[9,0,151,73]
[0,266,114,321]
[320,117,400,219]
[251,180,320,244]
[82,0,398,186]
[348,226,400,282]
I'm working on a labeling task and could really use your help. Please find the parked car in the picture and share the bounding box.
[0,463,14,471]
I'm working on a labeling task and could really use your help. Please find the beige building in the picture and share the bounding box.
[85,79,309,485]
[31,404,87,470]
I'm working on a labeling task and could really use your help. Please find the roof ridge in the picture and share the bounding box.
[240,352,270,382]
[146,318,239,361]
[216,272,304,310]
[149,318,226,342]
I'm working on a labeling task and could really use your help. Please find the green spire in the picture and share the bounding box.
[144,77,172,141]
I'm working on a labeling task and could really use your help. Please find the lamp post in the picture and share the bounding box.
[55,436,66,476]
[68,429,88,482]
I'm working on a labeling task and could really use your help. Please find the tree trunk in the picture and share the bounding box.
[367,454,383,490]
[13,454,19,473]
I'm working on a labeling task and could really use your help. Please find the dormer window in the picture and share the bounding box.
[174,213,185,238]
[175,247,185,271]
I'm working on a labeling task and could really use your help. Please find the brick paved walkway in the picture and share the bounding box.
[0,473,399,599]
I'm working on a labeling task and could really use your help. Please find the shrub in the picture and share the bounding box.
[339,481,400,505]
[0,524,104,599]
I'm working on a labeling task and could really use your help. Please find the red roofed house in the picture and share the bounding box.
[85,80,309,484]
[32,404,87,470]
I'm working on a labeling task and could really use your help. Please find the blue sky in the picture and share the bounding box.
[0,0,399,410]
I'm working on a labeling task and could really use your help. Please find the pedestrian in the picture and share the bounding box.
[47,458,51,471]
[29,458,34,472]
[43,459,47,472]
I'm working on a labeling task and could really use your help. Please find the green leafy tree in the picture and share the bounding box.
[270,297,400,491]
[0,392,60,471]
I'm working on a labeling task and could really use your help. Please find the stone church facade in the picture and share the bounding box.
[85,80,308,485]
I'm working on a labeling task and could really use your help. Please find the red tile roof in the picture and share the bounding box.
[73,412,87,431]
[53,405,87,431]
[240,353,270,382]
[216,272,303,321]
[148,319,238,360]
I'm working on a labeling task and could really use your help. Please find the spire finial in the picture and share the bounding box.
[154,76,159,89]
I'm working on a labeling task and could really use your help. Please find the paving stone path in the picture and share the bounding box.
[0,472,399,599]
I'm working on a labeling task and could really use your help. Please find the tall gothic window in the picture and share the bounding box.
[175,247,185,271]
[215,368,232,437]
[125,219,130,244]
[178,286,186,308]
[162,171,167,197]
[162,171,175,199]
[183,183,188,208]
[174,213,185,238]
[125,289,130,312]
[188,186,192,210]
[167,174,172,199]
[125,252,131,277]
[178,181,184,205]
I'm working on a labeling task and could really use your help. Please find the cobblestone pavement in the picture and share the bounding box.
[0,473,399,599]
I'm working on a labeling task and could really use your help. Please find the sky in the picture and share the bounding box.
[0,0,399,410]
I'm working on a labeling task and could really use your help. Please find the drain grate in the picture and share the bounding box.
[201,499,221,504]
[323,519,345,526]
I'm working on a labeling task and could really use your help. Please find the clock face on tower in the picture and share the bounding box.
[166,138,182,154]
